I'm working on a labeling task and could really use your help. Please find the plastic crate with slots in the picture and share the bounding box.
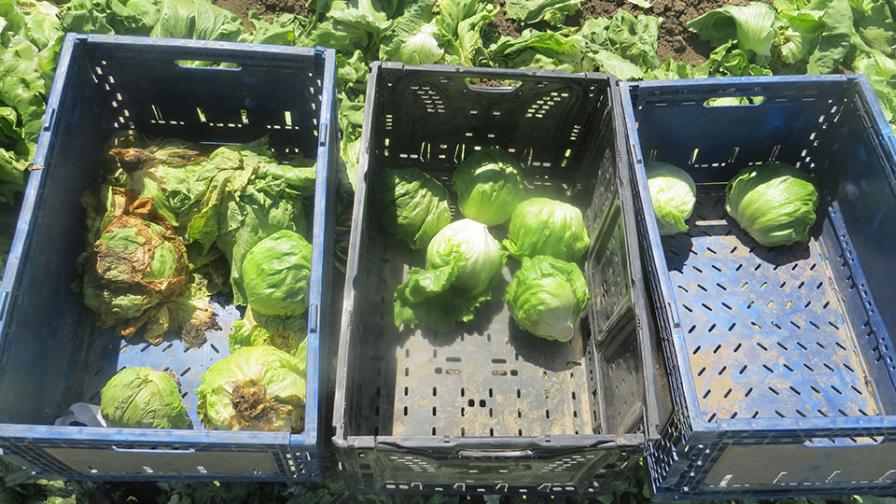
[332,62,665,496]
[620,75,896,500]
[0,34,338,482]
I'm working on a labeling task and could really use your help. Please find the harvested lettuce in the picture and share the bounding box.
[394,219,503,330]
[725,162,819,247]
[81,187,190,344]
[100,366,191,429]
[504,197,590,262]
[376,167,451,250]
[506,255,588,342]
[197,346,306,432]
[242,230,313,317]
[452,148,525,226]
[228,306,307,357]
[647,162,697,236]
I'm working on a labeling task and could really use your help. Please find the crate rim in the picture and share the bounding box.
[619,74,896,435]
[0,33,337,467]
[372,60,615,84]
[334,433,648,450]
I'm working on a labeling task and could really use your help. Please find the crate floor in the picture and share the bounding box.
[81,299,240,430]
[664,191,880,422]
[353,232,599,439]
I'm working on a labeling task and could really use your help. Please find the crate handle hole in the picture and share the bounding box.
[464,78,522,92]
[805,436,882,447]
[175,60,242,71]
[704,96,766,107]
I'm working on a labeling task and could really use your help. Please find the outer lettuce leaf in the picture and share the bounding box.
[433,0,497,66]
[0,0,61,51]
[241,12,304,45]
[605,10,661,69]
[504,0,582,27]
[576,12,662,77]
[393,259,492,331]
[645,59,707,79]
[0,147,24,204]
[850,0,896,56]
[379,0,443,65]
[307,0,391,57]
[853,50,896,127]
[701,41,774,76]
[151,0,243,40]
[804,0,854,73]
[593,50,644,79]
[688,2,777,56]
[58,0,116,34]
[0,39,46,145]
[490,29,586,72]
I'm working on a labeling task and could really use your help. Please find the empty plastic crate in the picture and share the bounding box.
[332,62,666,496]
[0,34,338,481]
[620,75,896,499]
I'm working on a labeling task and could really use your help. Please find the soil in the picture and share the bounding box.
[213,0,308,21]
[582,0,772,64]
[494,0,522,38]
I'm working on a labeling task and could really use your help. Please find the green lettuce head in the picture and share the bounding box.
[394,219,503,330]
[504,197,590,262]
[197,346,306,432]
[506,256,589,342]
[242,230,312,317]
[229,306,307,356]
[452,148,525,225]
[100,367,191,429]
[647,162,696,236]
[376,167,452,250]
[725,162,818,247]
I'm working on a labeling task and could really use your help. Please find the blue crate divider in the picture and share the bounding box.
[620,75,896,500]
[0,34,338,482]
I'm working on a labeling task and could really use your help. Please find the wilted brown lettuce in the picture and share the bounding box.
[80,186,216,345]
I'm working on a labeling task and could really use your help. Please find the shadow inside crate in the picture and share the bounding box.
[507,318,587,373]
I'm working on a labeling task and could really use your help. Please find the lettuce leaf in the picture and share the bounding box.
[504,0,582,26]
[433,0,497,66]
[688,2,777,56]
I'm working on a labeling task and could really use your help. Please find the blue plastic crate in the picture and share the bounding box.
[621,75,896,499]
[0,34,338,482]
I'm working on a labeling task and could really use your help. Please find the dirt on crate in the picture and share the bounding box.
[213,0,308,20]
[582,0,772,64]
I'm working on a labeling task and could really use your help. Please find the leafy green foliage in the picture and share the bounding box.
[504,0,582,26]
[688,2,777,56]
